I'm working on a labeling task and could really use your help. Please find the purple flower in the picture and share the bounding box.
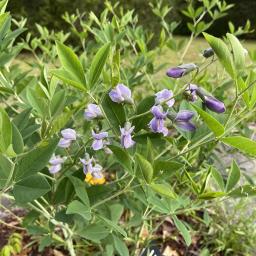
[149,105,168,136]
[109,84,133,104]
[80,155,104,179]
[155,89,175,107]
[48,155,67,174]
[120,122,135,149]
[91,164,104,179]
[58,138,72,148]
[84,104,103,121]
[166,63,197,78]
[204,96,225,113]
[185,84,198,102]
[174,110,196,132]
[92,130,109,150]
[80,154,94,174]
[61,129,76,140]
[58,128,77,148]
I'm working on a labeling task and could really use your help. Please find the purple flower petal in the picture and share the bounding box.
[84,104,103,120]
[49,164,62,174]
[120,123,135,149]
[49,155,66,165]
[92,139,104,151]
[166,67,185,78]
[92,131,109,140]
[204,96,225,113]
[155,89,175,107]
[175,110,194,122]
[151,105,167,119]
[109,84,133,104]
[176,121,196,132]
[58,138,72,148]
[61,128,76,140]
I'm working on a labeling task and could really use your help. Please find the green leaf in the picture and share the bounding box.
[220,136,256,156]
[98,215,127,237]
[192,104,225,137]
[108,145,132,174]
[132,96,155,132]
[13,174,51,203]
[226,33,245,70]
[150,183,175,198]
[108,204,124,223]
[88,42,111,89]
[198,191,226,200]
[15,138,59,179]
[11,122,24,154]
[78,224,109,242]
[50,89,66,117]
[229,185,256,197]
[203,32,235,78]
[69,176,90,206]
[0,0,8,14]
[211,167,225,191]
[101,94,126,134]
[153,160,183,178]
[66,200,91,221]
[226,160,240,192]
[39,235,52,252]
[26,88,49,118]
[172,215,191,246]
[51,69,85,91]
[0,154,14,190]
[136,153,153,183]
[0,107,12,153]
[113,235,129,256]
[56,42,86,88]
[237,77,250,108]
[13,108,32,131]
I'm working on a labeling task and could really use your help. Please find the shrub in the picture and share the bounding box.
[1,0,256,255]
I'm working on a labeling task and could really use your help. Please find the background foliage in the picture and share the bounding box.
[7,0,256,39]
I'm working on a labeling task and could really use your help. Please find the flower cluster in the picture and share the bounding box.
[50,64,226,185]
[48,155,67,174]
[80,154,105,185]
[58,129,77,148]
[185,84,225,113]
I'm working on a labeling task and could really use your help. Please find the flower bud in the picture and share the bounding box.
[109,84,133,104]
[84,104,103,121]
[166,63,198,78]
[204,96,225,113]
[203,48,214,58]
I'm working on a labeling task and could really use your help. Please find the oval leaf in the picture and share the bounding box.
[192,104,225,137]
[220,136,256,156]
[89,42,111,89]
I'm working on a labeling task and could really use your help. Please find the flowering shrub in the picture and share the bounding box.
[1,0,256,255]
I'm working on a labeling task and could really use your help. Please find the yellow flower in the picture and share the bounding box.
[85,173,105,185]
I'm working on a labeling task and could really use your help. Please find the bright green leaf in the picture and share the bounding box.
[226,160,240,192]
[220,136,256,156]
[172,215,191,246]
[108,145,132,174]
[66,200,91,221]
[227,33,245,70]
[13,174,51,203]
[15,138,59,179]
[0,107,12,153]
[136,153,153,183]
[56,42,86,88]
[88,42,111,89]
[192,104,225,137]
[203,32,235,78]
[150,183,176,198]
